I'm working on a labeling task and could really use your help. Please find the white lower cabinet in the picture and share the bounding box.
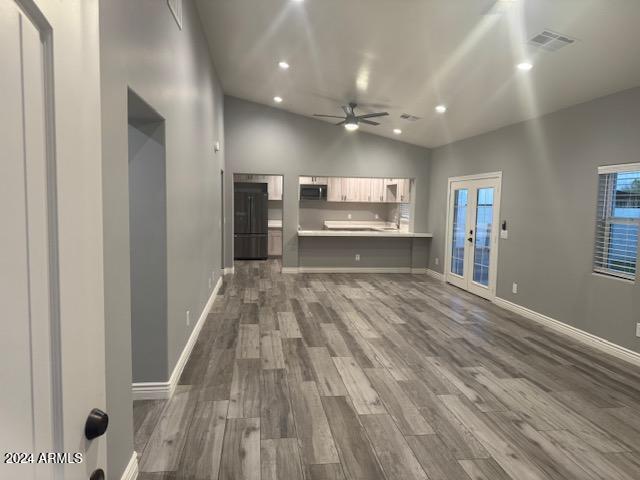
[268,229,282,256]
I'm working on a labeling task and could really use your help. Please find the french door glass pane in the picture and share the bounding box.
[450,189,468,276]
[473,187,494,286]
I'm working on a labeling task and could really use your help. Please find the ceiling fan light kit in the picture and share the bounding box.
[313,102,389,132]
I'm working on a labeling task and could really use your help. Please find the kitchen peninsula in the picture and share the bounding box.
[296,177,432,272]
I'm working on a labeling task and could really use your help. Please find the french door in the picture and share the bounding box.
[445,174,501,299]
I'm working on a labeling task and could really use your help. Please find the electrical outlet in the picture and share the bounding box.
[435,257,439,266]
[636,323,640,338]
[348,213,352,220]
[186,310,190,326]
[375,214,379,219]
[355,254,360,261]
[512,283,518,294]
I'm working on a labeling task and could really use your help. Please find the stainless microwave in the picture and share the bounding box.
[300,184,327,200]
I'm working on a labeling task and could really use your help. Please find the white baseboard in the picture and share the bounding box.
[223,267,235,275]
[281,267,299,274]
[120,451,138,480]
[426,269,445,281]
[410,268,428,275]
[493,296,640,368]
[297,266,412,274]
[132,276,223,400]
[131,381,170,401]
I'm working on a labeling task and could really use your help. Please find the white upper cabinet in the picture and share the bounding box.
[321,177,412,203]
[342,178,360,202]
[384,178,411,203]
[234,174,283,200]
[327,177,343,201]
[268,176,283,200]
[370,178,385,203]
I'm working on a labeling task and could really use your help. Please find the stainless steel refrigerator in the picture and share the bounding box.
[234,182,268,260]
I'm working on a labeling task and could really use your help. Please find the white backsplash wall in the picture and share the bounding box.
[299,200,392,230]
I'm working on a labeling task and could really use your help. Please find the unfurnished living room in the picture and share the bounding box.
[2,0,640,479]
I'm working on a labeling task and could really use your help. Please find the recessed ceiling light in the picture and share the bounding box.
[393,128,402,135]
[273,96,283,103]
[278,61,290,70]
[435,105,447,114]
[344,122,359,132]
[517,62,533,71]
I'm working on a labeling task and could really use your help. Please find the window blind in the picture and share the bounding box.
[399,203,410,220]
[593,164,640,281]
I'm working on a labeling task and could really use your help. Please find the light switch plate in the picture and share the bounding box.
[636,323,640,338]
[512,283,518,294]
[500,230,509,239]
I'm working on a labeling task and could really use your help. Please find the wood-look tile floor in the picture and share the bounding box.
[135,260,640,480]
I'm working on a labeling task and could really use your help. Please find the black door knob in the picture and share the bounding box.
[89,469,105,480]
[85,408,109,440]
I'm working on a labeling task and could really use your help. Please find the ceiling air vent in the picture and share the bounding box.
[528,30,576,52]
[400,114,421,122]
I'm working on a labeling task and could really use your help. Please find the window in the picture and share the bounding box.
[593,164,640,280]
[399,203,410,220]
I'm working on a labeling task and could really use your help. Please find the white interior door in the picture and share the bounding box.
[1,2,107,479]
[0,4,55,478]
[445,174,501,300]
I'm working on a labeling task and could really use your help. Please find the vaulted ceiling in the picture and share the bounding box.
[196,0,640,147]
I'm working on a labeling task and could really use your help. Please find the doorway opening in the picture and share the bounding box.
[233,174,284,272]
[444,172,502,300]
[127,89,168,388]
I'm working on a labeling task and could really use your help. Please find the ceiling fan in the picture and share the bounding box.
[313,102,389,131]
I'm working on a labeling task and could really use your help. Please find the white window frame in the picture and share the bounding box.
[593,162,640,282]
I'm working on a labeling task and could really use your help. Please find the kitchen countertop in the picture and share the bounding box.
[268,220,282,229]
[298,230,433,238]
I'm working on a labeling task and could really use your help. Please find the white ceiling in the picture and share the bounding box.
[196,0,640,148]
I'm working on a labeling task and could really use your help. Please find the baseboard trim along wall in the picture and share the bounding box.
[283,266,430,274]
[298,267,412,274]
[493,296,640,368]
[120,451,138,480]
[281,267,300,274]
[132,276,223,400]
[223,267,235,275]
[426,269,445,281]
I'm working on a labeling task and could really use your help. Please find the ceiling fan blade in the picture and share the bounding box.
[335,120,346,126]
[313,114,346,119]
[356,112,389,119]
[360,119,380,126]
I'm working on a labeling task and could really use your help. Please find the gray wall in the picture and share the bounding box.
[99,0,225,477]
[427,87,640,354]
[224,96,432,269]
[128,121,167,383]
[299,201,392,230]
[299,237,412,268]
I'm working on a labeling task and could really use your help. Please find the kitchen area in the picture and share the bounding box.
[231,173,432,272]
[297,176,432,272]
